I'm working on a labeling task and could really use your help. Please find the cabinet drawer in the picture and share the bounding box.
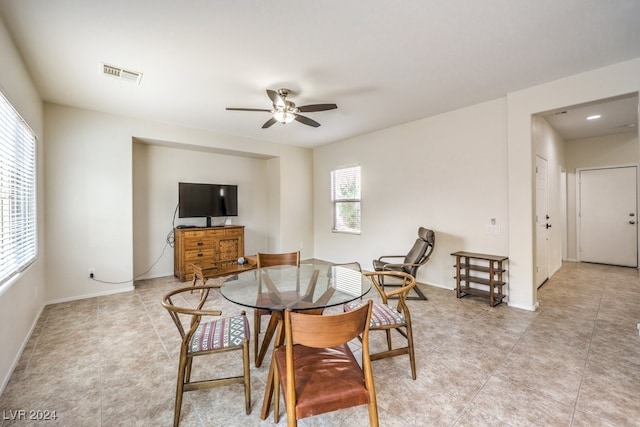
[225,228,243,236]
[184,249,215,263]
[205,229,225,237]
[184,238,214,250]
[182,230,207,239]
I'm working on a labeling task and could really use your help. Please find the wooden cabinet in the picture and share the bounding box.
[452,251,508,307]
[174,225,245,282]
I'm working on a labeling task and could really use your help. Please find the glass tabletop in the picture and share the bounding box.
[220,262,372,311]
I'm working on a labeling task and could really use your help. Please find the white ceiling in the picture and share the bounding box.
[1,1,639,148]
[542,93,638,141]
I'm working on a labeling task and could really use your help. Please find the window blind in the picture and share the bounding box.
[331,165,361,234]
[0,92,37,284]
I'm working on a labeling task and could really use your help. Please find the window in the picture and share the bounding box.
[0,91,37,285]
[331,165,361,234]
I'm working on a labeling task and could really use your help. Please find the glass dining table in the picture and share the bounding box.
[220,261,373,420]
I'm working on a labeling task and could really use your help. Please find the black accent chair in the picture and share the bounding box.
[372,227,435,300]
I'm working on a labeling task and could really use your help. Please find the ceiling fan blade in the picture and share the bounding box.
[226,107,271,112]
[295,114,321,128]
[266,89,285,107]
[262,117,278,128]
[297,103,338,113]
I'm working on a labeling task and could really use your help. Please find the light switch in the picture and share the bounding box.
[486,225,501,235]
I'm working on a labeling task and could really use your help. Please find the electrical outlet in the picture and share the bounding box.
[88,268,95,279]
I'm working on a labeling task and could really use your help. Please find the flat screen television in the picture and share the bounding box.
[178,182,238,226]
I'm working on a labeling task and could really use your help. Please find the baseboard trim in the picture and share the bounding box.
[45,285,134,305]
[507,301,538,312]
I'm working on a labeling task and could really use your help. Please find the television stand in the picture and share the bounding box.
[173,225,246,282]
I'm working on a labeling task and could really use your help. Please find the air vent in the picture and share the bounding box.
[102,63,143,85]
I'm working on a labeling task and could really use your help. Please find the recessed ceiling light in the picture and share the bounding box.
[586,114,601,120]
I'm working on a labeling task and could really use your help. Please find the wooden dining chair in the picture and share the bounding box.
[254,251,300,366]
[162,285,251,427]
[345,270,418,380]
[273,300,378,427]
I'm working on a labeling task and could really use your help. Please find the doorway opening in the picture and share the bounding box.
[533,92,639,290]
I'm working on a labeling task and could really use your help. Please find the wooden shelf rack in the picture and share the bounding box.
[452,251,508,307]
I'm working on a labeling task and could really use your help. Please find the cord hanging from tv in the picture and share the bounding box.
[178,182,238,227]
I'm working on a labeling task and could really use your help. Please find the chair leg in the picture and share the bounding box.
[406,325,417,380]
[273,361,280,423]
[253,310,261,363]
[285,394,297,427]
[184,356,194,383]
[242,340,252,415]
[174,352,188,427]
[385,329,392,351]
[368,400,380,427]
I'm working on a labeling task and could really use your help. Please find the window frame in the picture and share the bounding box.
[331,165,361,235]
[0,90,38,286]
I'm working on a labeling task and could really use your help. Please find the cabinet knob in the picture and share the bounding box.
[197,242,203,246]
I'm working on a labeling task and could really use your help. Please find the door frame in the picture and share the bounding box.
[535,155,550,287]
[576,163,639,267]
[560,167,568,261]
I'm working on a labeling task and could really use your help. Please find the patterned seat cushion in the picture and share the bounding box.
[344,301,405,327]
[189,315,249,353]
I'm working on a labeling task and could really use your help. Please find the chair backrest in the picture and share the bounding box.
[256,251,300,268]
[285,300,372,349]
[402,227,435,275]
[161,285,223,341]
[365,271,416,309]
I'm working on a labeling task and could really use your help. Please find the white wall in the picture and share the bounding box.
[132,142,271,279]
[314,98,509,290]
[564,132,639,261]
[0,18,45,392]
[44,103,314,302]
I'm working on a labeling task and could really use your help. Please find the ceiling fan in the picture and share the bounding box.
[226,88,337,129]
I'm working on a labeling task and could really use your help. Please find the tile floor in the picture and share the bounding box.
[1,261,639,426]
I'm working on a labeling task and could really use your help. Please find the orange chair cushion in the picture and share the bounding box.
[275,343,370,420]
[190,315,249,353]
[345,301,405,327]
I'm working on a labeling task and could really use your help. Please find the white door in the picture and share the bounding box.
[579,166,638,267]
[535,156,549,287]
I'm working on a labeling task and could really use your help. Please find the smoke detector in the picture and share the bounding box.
[102,63,143,85]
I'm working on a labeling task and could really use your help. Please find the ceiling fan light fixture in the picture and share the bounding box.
[273,109,296,124]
